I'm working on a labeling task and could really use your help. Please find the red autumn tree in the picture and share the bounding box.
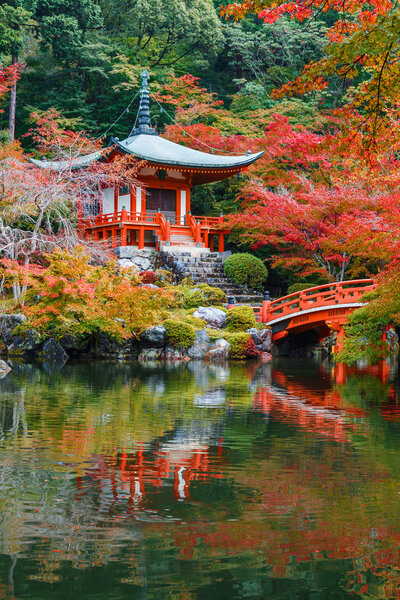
[228,180,400,282]
[0,109,140,302]
[221,0,400,144]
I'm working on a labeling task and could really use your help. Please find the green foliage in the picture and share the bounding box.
[163,319,196,349]
[287,282,319,294]
[224,253,268,291]
[198,283,227,305]
[178,283,227,309]
[7,247,174,341]
[337,304,390,365]
[182,315,207,329]
[225,306,256,332]
[229,332,259,359]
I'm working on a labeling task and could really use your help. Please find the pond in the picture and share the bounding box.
[0,357,400,599]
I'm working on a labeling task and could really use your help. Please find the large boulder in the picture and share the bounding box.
[9,329,41,356]
[160,346,189,361]
[204,338,230,361]
[247,327,272,352]
[114,247,153,272]
[188,329,210,360]
[0,360,11,378]
[138,348,162,362]
[140,326,166,348]
[192,307,226,330]
[92,333,132,358]
[59,334,88,358]
[0,314,26,345]
[39,338,68,363]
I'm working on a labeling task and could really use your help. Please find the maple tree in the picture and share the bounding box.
[0,109,140,301]
[2,247,174,340]
[221,0,400,145]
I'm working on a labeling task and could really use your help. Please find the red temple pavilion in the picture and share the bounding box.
[33,71,263,253]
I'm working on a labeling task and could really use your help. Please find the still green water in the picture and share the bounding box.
[0,358,400,599]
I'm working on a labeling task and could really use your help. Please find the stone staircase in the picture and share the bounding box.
[161,250,264,305]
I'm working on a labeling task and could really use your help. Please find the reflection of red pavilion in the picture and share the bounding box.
[79,438,225,508]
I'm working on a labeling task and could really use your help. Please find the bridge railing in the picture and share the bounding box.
[261,279,377,323]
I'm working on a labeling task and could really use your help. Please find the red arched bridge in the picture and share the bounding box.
[248,279,377,353]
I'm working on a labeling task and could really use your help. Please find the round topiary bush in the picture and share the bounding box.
[225,306,257,332]
[229,333,260,359]
[163,319,196,348]
[224,253,268,290]
[287,282,319,295]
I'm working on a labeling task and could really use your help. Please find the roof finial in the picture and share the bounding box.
[130,69,157,136]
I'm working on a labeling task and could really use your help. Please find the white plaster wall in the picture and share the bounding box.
[180,190,186,217]
[136,186,142,213]
[118,193,130,212]
[102,187,114,214]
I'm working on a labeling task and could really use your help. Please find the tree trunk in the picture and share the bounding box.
[8,55,18,142]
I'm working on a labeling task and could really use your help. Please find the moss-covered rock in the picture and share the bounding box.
[225,306,257,332]
[182,315,207,329]
[163,319,196,349]
[229,333,259,359]
[178,284,227,309]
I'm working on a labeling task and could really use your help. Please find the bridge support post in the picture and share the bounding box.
[262,291,271,323]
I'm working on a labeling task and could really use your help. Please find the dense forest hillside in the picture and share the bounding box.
[0,0,336,140]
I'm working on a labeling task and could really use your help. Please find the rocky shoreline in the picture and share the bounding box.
[0,309,273,365]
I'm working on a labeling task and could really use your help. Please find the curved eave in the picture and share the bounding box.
[112,135,264,170]
[30,150,104,171]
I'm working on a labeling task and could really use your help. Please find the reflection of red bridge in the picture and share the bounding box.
[250,279,377,351]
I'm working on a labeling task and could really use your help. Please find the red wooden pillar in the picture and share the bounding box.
[261,293,271,323]
[120,209,127,246]
[218,233,224,253]
[176,190,181,225]
[111,227,117,249]
[195,220,201,244]
[204,229,209,248]
[165,219,171,243]
[141,188,146,216]
[210,236,214,252]
[121,227,127,246]
[138,227,145,249]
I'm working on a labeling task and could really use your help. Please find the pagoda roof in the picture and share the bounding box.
[111,134,264,170]
[30,134,263,174]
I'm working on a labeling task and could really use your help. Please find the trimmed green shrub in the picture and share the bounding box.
[224,253,268,290]
[287,282,319,295]
[182,288,205,308]
[229,333,259,359]
[163,319,196,348]
[179,284,227,309]
[198,283,227,305]
[225,306,257,332]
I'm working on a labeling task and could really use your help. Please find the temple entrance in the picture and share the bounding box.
[146,188,176,223]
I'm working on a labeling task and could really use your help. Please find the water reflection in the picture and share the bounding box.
[0,358,399,598]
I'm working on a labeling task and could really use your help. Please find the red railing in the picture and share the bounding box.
[192,215,224,228]
[84,211,158,227]
[248,279,377,324]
